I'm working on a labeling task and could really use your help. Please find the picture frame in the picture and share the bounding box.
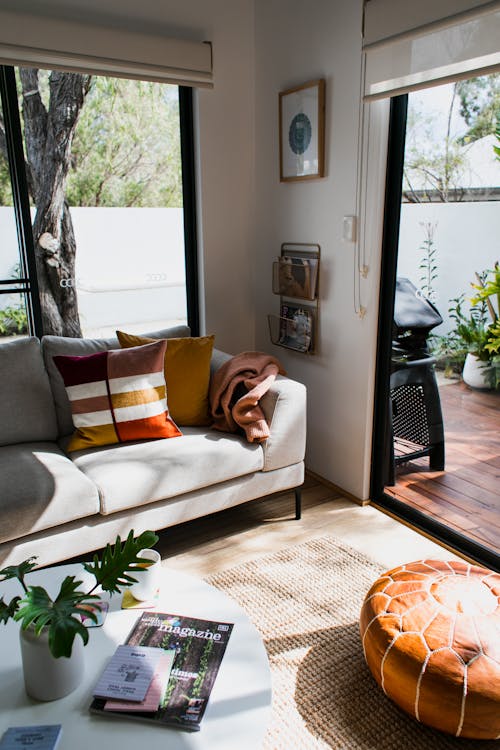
[279,79,325,182]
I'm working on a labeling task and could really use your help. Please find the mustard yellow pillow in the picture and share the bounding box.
[117,331,215,426]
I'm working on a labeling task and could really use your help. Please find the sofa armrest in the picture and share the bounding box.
[259,375,307,471]
[210,350,306,471]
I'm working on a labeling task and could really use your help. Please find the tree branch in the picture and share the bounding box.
[19,67,48,202]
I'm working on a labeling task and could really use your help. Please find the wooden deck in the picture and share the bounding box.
[386,379,500,555]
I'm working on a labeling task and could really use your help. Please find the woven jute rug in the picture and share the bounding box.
[206,536,498,750]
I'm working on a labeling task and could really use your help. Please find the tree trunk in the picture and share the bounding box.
[20,68,91,336]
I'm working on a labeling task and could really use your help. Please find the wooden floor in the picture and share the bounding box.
[386,379,500,555]
[151,473,463,578]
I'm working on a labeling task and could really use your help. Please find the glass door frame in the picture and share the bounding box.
[370,94,500,574]
[0,65,43,337]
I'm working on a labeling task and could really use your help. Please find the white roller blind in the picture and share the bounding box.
[363,0,500,100]
[0,10,213,88]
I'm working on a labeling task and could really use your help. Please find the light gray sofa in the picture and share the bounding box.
[0,326,306,567]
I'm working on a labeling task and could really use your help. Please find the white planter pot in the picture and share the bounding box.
[462,353,493,390]
[19,626,85,701]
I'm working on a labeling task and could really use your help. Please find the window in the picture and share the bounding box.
[0,65,198,340]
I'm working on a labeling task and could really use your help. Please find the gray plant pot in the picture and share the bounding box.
[19,626,85,701]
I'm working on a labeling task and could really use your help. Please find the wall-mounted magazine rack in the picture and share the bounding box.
[268,243,320,354]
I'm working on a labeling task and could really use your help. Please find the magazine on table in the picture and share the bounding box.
[279,302,315,352]
[0,725,62,749]
[90,611,234,732]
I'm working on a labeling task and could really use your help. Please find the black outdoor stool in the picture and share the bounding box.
[386,278,445,486]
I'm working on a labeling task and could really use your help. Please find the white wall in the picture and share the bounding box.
[254,0,378,499]
[6,0,256,353]
[7,0,380,500]
[398,202,500,332]
[0,207,187,335]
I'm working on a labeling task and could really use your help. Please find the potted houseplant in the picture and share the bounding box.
[469,262,500,388]
[0,529,159,700]
[447,265,500,389]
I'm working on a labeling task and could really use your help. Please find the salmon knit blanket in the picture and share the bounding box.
[210,352,285,443]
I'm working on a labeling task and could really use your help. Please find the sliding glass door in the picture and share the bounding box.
[371,89,500,573]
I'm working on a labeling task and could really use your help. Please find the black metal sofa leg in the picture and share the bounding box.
[295,487,302,520]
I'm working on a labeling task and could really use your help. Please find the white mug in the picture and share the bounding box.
[129,549,161,601]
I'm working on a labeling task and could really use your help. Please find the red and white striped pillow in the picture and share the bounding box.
[54,340,181,452]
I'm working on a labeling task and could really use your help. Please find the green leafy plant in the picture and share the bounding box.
[448,290,490,361]
[418,221,438,302]
[445,264,500,388]
[0,304,28,336]
[0,529,158,658]
[470,262,500,387]
[428,331,467,376]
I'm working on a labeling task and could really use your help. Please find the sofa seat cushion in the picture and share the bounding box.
[71,427,264,515]
[0,337,58,446]
[0,442,100,545]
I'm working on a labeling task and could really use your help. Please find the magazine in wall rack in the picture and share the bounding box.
[279,301,315,352]
[90,611,234,732]
[274,254,319,300]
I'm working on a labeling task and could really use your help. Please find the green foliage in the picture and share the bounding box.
[470,262,500,315]
[83,529,159,595]
[428,332,467,375]
[14,578,98,658]
[444,265,500,388]
[1,74,182,208]
[494,118,500,161]
[418,221,438,302]
[66,77,182,207]
[0,596,21,624]
[404,73,499,202]
[0,304,28,336]
[0,152,13,205]
[457,75,500,145]
[485,319,500,356]
[0,529,159,658]
[448,290,490,361]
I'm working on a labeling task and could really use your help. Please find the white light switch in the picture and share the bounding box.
[342,215,357,243]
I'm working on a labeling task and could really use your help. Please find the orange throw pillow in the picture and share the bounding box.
[117,331,214,426]
[54,340,181,452]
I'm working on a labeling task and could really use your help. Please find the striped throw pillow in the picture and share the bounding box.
[54,340,181,452]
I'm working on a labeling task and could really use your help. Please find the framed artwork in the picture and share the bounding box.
[279,79,325,182]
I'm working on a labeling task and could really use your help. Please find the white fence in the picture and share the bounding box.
[2,202,498,338]
[397,202,500,334]
[0,207,186,337]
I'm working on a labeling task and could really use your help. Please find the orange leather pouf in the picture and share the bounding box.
[360,559,500,739]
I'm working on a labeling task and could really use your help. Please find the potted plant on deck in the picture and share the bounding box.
[448,264,500,389]
[0,529,158,700]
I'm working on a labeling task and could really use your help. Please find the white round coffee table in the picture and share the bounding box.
[0,563,272,749]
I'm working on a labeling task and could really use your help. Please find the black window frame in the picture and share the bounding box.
[0,66,199,339]
[370,94,500,574]
[0,65,43,337]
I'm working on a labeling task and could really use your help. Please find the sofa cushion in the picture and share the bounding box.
[71,427,264,515]
[41,325,190,437]
[0,442,100,545]
[54,340,181,452]
[117,331,214,426]
[0,337,58,446]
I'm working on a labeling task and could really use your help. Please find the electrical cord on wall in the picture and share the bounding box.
[353,52,369,320]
